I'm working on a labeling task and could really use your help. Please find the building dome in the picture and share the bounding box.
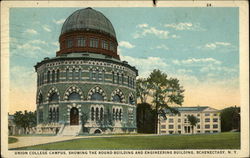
[61,7,116,38]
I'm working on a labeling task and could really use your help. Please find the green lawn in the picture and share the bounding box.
[16,132,240,150]
[8,137,18,144]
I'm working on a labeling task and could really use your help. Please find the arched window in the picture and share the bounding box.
[72,68,75,81]
[49,108,52,122]
[49,93,59,103]
[129,96,135,105]
[117,73,119,84]
[56,69,60,82]
[52,108,56,122]
[91,107,95,121]
[100,107,104,121]
[68,92,81,101]
[95,107,99,121]
[78,69,81,80]
[47,71,51,83]
[115,109,119,120]
[113,109,115,120]
[112,72,115,83]
[66,69,69,80]
[91,92,104,101]
[119,109,122,121]
[113,94,122,103]
[52,70,55,83]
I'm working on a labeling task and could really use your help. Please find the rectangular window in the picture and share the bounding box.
[213,124,218,129]
[178,131,181,134]
[169,125,174,129]
[169,131,174,134]
[178,118,181,123]
[205,118,210,122]
[205,130,210,133]
[197,113,200,117]
[67,39,73,48]
[90,38,98,48]
[205,113,210,116]
[178,125,181,129]
[197,130,200,133]
[213,118,218,122]
[161,131,166,133]
[213,113,217,116]
[102,40,109,50]
[213,130,218,133]
[110,42,115,51]
[197,125,200,129]
[205,125,210,129]
[198,118,200,122]
[161,125,166,129]
[77,37,86,47]
[178,113,181,117]
[169,118,174,123]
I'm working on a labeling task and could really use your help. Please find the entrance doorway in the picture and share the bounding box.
[70,107,79,125]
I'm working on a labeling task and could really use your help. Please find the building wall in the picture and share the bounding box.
[159,109,221,135]
[36,58,137,134]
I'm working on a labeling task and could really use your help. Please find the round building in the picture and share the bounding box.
[35,7,138,135]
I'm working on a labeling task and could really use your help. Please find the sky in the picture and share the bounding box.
[9,7,239,114]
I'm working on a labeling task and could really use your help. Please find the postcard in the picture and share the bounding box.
[1,0,249,157]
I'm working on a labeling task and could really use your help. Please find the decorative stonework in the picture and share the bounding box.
[46,87,60,102]
[87,86,107,101]
[63,86,84,100]
[111,89,125,103]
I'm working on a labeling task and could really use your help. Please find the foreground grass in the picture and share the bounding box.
[16,132,240,150]
[8,137,18,144]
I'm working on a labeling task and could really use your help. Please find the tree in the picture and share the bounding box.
[136,103,156,133]
[13,110,37,134]
[187,115,198,134]
[220,106,240,132]
[136,78,151,103]
[147,69,185,134]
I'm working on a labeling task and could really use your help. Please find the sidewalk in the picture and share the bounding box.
[9,134,156,149]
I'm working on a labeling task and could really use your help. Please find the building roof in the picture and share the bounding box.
[61,7,116,38]
[165,106,219,113]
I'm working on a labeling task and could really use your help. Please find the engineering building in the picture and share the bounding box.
[35,8,138,135]
[158,106,221,135]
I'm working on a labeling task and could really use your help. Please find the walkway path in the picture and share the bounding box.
[9,134,157,149]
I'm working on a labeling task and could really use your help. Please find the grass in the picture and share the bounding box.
[8,137,18,144]
[15,132,240,150]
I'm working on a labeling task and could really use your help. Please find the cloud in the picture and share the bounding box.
[119,41,135,49]
[199,42,232,50]
[120,54,168,78]
[136,23,148,28]
[164,22,205,31]
[31,40,47,45]
[173,58,221,65]
[17,43,41,51]
[25,29,38,35]
[53,18,65,25]
[155,44,169,50]
[42,25,51,32]
[133,25,170,39]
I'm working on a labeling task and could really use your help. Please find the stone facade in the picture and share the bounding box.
[158,106,221,135]
[35,8,138,135]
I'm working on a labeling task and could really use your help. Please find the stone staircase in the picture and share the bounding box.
[58,125,82,136]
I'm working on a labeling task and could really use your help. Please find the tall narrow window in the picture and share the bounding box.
[112,72,115,83]
[77,37,86,47]
[56,69,60,82]
[96,70,99,81]
[95,107,99,121]
[66,69,69,81]
[100,107,104,121]
[52,70,55,83]
[91,107,95,121]
[121,74,124,84]
[113,109,115,120]
[47,71,51,83]
[78,69,81,80]
[56,107,59,122]
[119,109,122,121]
[102,71,105,82]
[41,73,44,85]
[52,108,56,122]
[127,76,130,87]
[101,40,108,49]
[115,109,119,121]
[37,74,40,86]
[72,69,75,81]
[90,38,98,48]
[117,73,119,84]
[49,108,52,122]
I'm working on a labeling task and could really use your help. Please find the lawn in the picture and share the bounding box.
[16,132,240,150]
[8,137,18,144]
